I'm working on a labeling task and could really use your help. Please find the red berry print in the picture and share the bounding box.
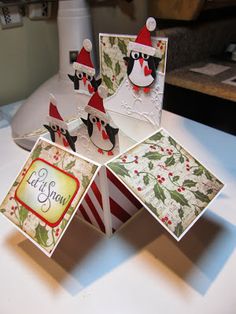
[137,187,142,192]
[177,188,182,192]
[134,170,138,174]
[168,220,172,225]
[168,172,173,176]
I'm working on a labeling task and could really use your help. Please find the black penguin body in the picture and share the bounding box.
[68,71,101,94]
[81,114,119,153]
[124,52,161,87]
[44,124,77,152]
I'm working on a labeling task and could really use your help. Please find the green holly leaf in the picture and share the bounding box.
[60,219,67,230]
[148,161,154,170]
[119,77,124,85]
[44,145,51,151]
[168,136,177,147]
[19,206,28,226]
[115,61,121,76]
[204,170,213,181]
[144,202,159,217]
[104,52,113,69]
[143,151,163,160]
[149,132,163,142]
[173,176,180,182]
[183,179,197,188]
[91,164,98,174]
[0,208,6,213]
[174,222,184,237]
[169,190,189,206]
[31,145,42,160]
[207,189,213,194]
[179,156,184,163]
[109,37,115,46]
[66,206,74,216]
[13,181,18,187]
[165,156,175,167]
[193,191,210,203]
[82,175,90,189]
[65,160,76,170]
[143,174,149,185]
[154,183,166,203]
[109,162,130,178]
[35,224,49,247]
[118,38,127,55]
[103,74,114,91]
[178,208,184,219]
[193,168,204,176]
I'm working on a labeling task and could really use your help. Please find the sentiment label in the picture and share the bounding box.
[15,158,80,227]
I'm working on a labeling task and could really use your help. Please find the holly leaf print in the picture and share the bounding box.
[165,156,175,167]
[179,156,184,163]
[148,161,154,170]
[193,191,210,203]
[115,61,121,76]
[82,175,90,189]
[178,208,184,219]
[13,181,18,187]
[169,190,189,206]
[143,151,163,160]
[0,208,6,213]
[118,38,127,55]
[149,132,163,142]
[183,179,197,188]
[154,183,166,203]
[204,169,213,181]
[103,74,114,91]
[207,189,213,194]
[109,162,130,178]
[173,176,180,182]
[194,168,204,176]
[143,174,149,185]
[109,37,115,46]
[168,136,177,147]
[145,202,159,217]
[19,206,28,226]
[31,145,42,160]
[174,222,184,237]
[65,160,76,170]
[35,224,49,247]
[104,52,113,69]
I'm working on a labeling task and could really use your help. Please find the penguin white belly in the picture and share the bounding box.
[55,133,66,146]
[90,129,113,151]
[77,81,90,95]
[128,60,154,87]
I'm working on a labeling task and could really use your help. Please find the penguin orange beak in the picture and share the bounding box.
[56,129,61,138]
[96,121,101,132]
[139,57,144,67]
[82,76,87,85]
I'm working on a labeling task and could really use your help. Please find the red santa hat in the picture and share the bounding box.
[47,94,67,129]
[85,86,109,122]
[128,17,157,56]
[73,39,95,76]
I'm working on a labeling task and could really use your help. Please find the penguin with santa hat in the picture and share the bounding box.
[81,86,119,155]
[124,17,161,93]
[44,95,77,152]
[68,39,102,95]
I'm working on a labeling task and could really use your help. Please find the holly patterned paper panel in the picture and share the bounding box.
[107,129,224,240]
[99,34,167,96]
[0,138,98,256]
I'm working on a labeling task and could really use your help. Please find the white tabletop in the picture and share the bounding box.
[1,104,236,314]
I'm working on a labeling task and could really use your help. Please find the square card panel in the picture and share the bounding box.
[107,128,224,240]
[0,138,99,256]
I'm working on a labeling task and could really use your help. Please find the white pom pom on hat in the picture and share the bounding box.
[83,39,92,52]
[146,17,156,32]
[98,85,108,99]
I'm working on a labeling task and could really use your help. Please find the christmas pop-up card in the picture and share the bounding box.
[0,17,224,257]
